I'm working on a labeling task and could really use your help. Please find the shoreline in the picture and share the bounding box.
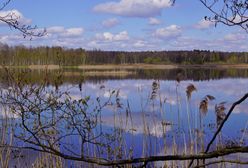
[1,63,248,70]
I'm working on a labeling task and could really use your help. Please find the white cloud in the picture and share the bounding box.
[153,25,182,39]
[96,31,129,42]
[114,31,129,40]
[168,30,248,51]
[47,26,65,34]
[102,18,120,28]
[132,40,156,50]
[0,25,85,47]
[230,15,242,24]
[62,28,84,37]
[87,31,130,50]
[223,32,246,42]
[93,0,172,17]
[47,26,84,38]
[195,19,214,29]
[148,17,161,25]
[0,9,32,26]
[134,40,146,48]
[0,33,29,45]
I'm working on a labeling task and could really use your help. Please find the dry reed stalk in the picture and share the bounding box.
[185,84,197,142]
[137,86,149,158]
[32,153,63,168]
[175,82,182,129]
[172,135,178,168]
[125,100,135,163]
[183,132,188,167]
[159,91,168,159]
[186,94,193,153]
[240,120,248,145]
[0,108,13,168]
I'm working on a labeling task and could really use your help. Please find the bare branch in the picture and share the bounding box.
[0,0,46,38]
[199,0,248,31]
[1,145,248,166]
[194,159,248,168]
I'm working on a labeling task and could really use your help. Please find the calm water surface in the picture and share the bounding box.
[1,68,248,167]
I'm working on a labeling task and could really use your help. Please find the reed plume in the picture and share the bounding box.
[215,102,226,126]
[186,84,197,100]
[176,72,183,83]
[206,95,215,101]
[199,98,208,115]
[150,80,159,100]
[199,95,215,115]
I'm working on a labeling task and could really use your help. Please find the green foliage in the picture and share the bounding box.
[143,57,162,64]
[0,43,248,66]
[227,54,238,64]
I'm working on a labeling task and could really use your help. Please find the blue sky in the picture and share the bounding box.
[0,0,247,51]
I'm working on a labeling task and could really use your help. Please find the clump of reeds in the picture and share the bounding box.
[186,84,197,100]
[199,95,215,116]
[32,153,63,168]
[215,102,226,126]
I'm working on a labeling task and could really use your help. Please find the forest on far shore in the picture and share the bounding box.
[1,43,248,66]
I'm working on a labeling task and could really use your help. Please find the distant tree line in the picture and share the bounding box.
[87,50,248,65]
[0,43,86,66]
[0,43,248,66]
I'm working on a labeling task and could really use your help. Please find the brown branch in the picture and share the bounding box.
[1,145,248,166]
[101,146,248,166]
[194,159,248,168]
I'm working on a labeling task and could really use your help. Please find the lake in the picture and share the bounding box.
[0,67,247,167]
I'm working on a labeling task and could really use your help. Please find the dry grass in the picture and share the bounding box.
[1,63,248,70]
[78,64,178,70]
[28,65,60,70]
[217,64,248,69]
[62,70,135,77]
[85,70,135,76]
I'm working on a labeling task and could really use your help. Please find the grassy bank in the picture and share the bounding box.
[1,63,248,70]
